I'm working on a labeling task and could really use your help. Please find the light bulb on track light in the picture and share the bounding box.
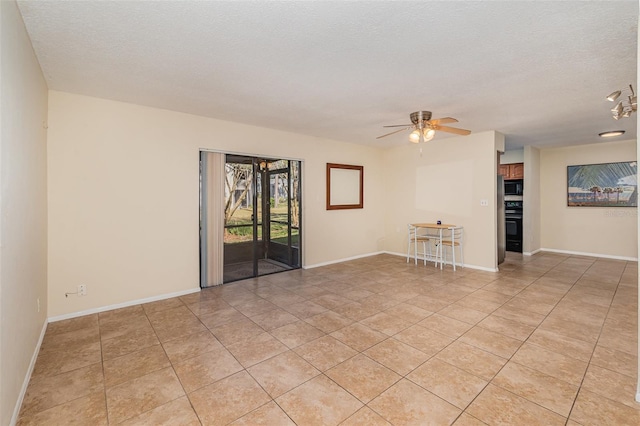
[607,90,621,102]
[611,101,624,115]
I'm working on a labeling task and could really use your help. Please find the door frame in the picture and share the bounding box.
[199,149,303,286]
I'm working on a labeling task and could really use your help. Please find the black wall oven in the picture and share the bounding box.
[505,200,523,252]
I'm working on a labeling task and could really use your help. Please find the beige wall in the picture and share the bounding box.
[500,148,524,164]
[523,146,541,254]
[636,11,639,402]
[540,139,637,259]
[0,1,49,423]
[382,131,504,271]
[47,91,385,317]
[47,90,506,319]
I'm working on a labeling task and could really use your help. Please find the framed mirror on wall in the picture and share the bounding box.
[326,163,363,210]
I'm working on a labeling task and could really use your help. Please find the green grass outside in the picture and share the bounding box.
[225,203,298,244]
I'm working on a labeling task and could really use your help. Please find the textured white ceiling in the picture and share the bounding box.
[17,0,638,149]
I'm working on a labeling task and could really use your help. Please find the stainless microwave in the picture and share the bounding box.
[505,179,523,195]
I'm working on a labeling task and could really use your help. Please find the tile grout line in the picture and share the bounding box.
[20,254,636,425]
[564,260,630,421]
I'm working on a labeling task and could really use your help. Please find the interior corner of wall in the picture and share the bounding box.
[494,131,506,153]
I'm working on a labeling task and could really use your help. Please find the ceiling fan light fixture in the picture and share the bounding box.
[607,90,621,102]
[423,128,435,141]
[599,130,625,138]
[409,129,421,143]
[377,111,470,143]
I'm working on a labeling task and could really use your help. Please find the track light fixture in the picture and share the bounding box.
[606,84,637,120]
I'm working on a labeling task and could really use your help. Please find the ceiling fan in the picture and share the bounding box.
[377,111,471,143]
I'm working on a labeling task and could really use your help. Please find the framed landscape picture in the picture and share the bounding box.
[567,161,637,207]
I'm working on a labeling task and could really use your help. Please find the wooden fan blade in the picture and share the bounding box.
[376,127,410,139]
[383,124,412,127]
[435,125,471,135]
[429,117,458,125]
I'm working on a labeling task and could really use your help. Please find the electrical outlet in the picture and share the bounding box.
[480,199,489,207]
[78,285,87,296]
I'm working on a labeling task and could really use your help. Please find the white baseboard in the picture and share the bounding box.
[384,250,410,258]
[304,251,385,269]
[11,319,48,426]
[538,248,638,262]
[465,264,500,273]
[522,249,542,256]
[384,251,499,272]
[48,287,201,323]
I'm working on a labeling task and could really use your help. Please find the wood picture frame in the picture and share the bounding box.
[326,163,364,210]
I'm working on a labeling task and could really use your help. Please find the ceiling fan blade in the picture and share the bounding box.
[376,127,411,139]
[383,124,412,127]
[435,125,471,135]
[429,117,458,125]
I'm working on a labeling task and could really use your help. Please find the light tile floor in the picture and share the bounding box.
[17,252,640,425]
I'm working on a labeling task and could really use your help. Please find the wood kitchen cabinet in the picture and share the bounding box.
[499,162,524,180]
[511,163,524,179]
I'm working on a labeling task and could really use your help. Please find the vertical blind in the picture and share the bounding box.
[200,151,224,287]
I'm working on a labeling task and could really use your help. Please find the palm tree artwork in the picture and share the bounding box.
[568,162,637,207]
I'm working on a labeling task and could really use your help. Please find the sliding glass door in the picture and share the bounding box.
[266,160,301,269]
[200,152,301,286]
[221,155,260,281]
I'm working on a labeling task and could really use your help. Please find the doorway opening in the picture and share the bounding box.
[200,152,302,286]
